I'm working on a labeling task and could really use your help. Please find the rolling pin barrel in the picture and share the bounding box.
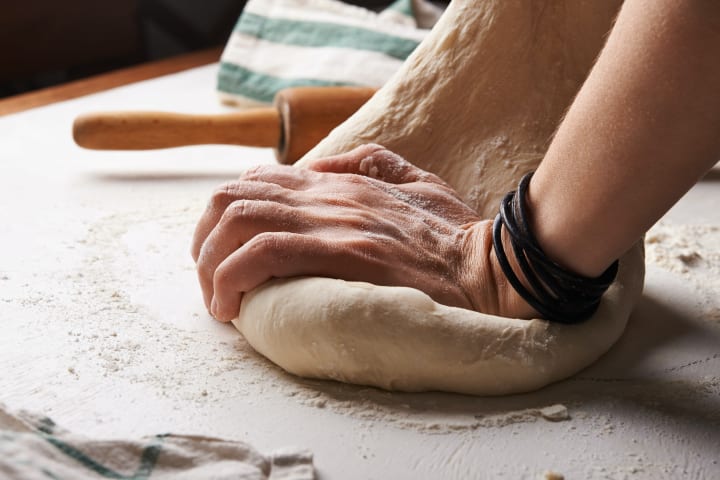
[274,86,376,164]
[72,86,376,163]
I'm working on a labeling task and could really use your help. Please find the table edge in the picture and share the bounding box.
[0,47,223,117]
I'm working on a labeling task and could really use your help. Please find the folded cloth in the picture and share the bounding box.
[217,0,444,108]
[0,404,314,479]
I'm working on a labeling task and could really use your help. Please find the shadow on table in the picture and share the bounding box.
[276,275,720,434]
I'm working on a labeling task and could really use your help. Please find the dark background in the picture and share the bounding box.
[0,0,400,99]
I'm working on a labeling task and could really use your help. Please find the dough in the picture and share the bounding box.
[298,0,625,217]
[234,246,643,396]
[232,0,645,395]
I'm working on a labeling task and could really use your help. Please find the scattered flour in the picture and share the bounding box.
[645,222,720,324]
[645,223,719,280]
[9,201,718,436]
[29,203,573,433]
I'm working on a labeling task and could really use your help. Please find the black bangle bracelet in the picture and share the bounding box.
[492,172,618,324]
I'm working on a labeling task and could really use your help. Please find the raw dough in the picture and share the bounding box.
[298,0,625,217]
[232,0,646,395]
[233,246,643,396]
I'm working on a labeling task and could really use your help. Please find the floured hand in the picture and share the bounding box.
[192,144,534,322]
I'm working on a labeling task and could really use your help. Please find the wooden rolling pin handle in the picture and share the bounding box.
[73,110,281,150]
[72,86,377,162]
[275,86,377,164]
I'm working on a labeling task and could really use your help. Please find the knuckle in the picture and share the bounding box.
[243,164,272,178]
[210,182,239,208]
[343,174,370,187]
[357,143,387,156]
[247,231,288,255]
[213,263,233,286]
[222,199,284,228]
[223,199,254,222]
[368,145,403,165]
[250,231,279,250]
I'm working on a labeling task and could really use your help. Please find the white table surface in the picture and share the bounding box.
[1,64,719,479]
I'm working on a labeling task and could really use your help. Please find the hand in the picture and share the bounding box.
[191,144,535,322]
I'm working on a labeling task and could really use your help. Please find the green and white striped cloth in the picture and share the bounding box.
[0,404,314,479]
[217,0,443,108]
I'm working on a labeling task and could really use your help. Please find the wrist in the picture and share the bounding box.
[492,172,619,323]
[527,170,618,278]
[458,221,539,319]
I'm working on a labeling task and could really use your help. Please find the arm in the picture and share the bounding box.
[192,0,720,323]
[529,0,720,277]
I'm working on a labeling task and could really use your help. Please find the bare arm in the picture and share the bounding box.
[529,0,720,277]
[193,0,720,322]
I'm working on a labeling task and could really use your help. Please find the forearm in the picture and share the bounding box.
[529,0,720,277]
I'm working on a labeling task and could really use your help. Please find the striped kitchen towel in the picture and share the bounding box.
[217,0,444,107]
[0,403,314,479]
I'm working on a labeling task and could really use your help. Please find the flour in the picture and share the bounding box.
[58,209,719,433]
[8,204,258,406]
[10,191,717,436]
[645,222,720,324]
[286,381,572,432]
[645,223,719,276]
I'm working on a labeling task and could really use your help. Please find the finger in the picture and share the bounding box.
[306,143,450,186]
[196,200,309,309]
[303,144,386,174]
[240,164,317,190]
[191,180,300,262]
[211,232,354,322]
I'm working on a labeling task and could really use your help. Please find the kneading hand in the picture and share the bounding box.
[191,144,533,322]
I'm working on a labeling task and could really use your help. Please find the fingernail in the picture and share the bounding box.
[210,298,218,317]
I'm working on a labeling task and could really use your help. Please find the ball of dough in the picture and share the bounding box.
[232,243,644,396]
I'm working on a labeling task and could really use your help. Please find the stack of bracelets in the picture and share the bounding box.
[492,172,619,324]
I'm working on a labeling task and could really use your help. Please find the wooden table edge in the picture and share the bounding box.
[0,46,223,117]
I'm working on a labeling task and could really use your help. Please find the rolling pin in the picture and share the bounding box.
[72,86,376,164]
